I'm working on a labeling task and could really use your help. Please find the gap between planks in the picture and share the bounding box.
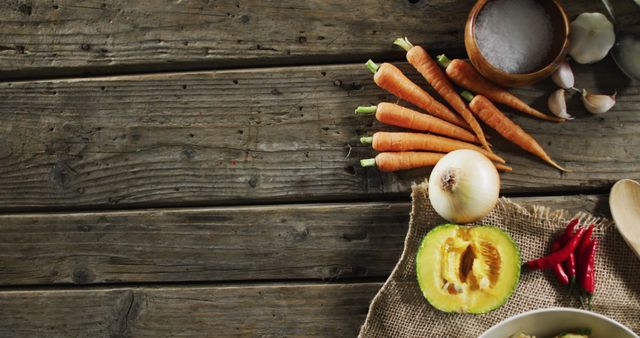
[0,47,467,84]
[0,277,387,293]
[0,52,406,83]
[0,187,610,216]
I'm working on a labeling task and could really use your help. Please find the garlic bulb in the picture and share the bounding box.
[548,89,573,120]
[582,89,616,114]
[551,61,574,89]
[569,13,615,64]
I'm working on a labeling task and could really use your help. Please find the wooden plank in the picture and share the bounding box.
[0,195,606,286]
[0,0,637,77]
[0,282,379,337]
[0,59,637,209]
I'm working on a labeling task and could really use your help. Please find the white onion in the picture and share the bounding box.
[428,150,500,224]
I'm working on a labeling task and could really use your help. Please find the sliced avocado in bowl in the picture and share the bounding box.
[416,224,521,314]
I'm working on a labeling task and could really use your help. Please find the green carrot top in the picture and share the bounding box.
[359,136,373,144]
[437,54,452,69]
[360,158,376,167]
[365,59,379,74]
[460,91,475,103]
[354,105,377,115]
[393,37,414,52]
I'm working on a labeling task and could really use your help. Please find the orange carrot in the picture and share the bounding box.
[355,103,481,144]
[395,38,491,152]
[360,131,505,164]
[360,152,511,172]
[365,60,470,129]
[461,91,568,172]
[360,152,443,172]
[437,55,564,122]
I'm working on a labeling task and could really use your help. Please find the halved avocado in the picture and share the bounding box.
[416,224,520,314]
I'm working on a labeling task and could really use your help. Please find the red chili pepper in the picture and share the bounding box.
[526,227,586,270]
[561,219,579,242]
[577,224,595,257]
[575,224,594,284]
[580,239,598,306]
[563,252,576,286]
[551,240,570,285]
[560,220,579,286]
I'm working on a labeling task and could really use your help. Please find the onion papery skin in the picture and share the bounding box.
[428,150,500,224]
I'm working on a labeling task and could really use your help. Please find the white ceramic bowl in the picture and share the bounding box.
[479,307,638,338]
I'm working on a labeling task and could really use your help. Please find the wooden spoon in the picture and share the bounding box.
[609,179,640,260]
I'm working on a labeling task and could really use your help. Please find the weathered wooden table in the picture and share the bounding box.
[0,1,638,336]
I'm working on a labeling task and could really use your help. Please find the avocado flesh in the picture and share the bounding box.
[416,224,520,314]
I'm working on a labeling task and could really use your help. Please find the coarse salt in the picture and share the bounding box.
[475,0,553,74]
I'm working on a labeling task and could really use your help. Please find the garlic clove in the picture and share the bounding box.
[551,61,574,89]
[548,89,574,120]
[581,89,616,115]
[569,13,615,64]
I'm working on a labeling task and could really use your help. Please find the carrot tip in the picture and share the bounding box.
[360,158,376,167]
[359,136,373,145]
[549,160,571,173]
[495,163,513,172]
[493,154,507,164]
[354,106,377,114]
[393,37,413,52]
[365,60,379,74]
[542,114,567,123]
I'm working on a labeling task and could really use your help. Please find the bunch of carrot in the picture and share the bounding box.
[526,218,598,307]
[357,37,568,173]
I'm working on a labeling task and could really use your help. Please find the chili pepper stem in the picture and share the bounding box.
[366,59,379,74]
[393,37,414,52]
[578,295,584,308]
[355,105,378,115]
[569,280,574,295]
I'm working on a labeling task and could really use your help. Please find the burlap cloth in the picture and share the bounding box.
[359,182,640,337]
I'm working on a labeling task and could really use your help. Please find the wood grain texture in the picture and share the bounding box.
[0,59,637,209]
[0,0,637,77]
[0,195,606,286]
[0,282,379,337]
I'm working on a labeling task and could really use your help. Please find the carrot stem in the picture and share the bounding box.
[366,59,379,74]
[360,158,376,167]
[355,105,377,114]
[460,91,475,103]
[360,136,373,144]
[393,37,414,52]
[437,54,452,69]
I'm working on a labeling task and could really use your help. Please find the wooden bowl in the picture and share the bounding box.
[464,0,570,87]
